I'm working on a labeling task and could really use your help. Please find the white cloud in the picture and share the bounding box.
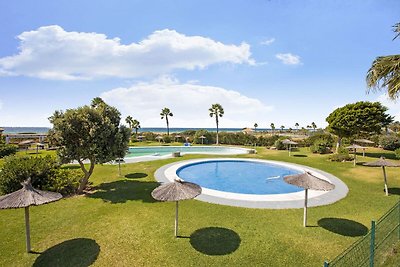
[377,94,400,121]
[0,25,254,80]
[260,38,275,45]
[275,53,301,65]
[100,76,274,128]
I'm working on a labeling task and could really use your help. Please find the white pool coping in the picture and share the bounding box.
[154,158,348,209]
[123,146,250,163]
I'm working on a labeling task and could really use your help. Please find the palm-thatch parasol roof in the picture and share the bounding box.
[354,139,374,144]
[0,178,62,252]
[363,157,400,196]
[282,139,298,145]
[0,178,62,209]
[152,179,201,237]
[346,144,366,165]
[152,179,201,202]
[199,135,206,139]
[284,172,334,227]
[346,144,365,149]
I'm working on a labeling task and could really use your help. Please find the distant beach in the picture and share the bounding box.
[1,126,274,134]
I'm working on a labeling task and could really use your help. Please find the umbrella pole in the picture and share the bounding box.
[175,201,179,237]
[118,161,121,177]
[382,166,389,196]
[362,148,365,157]
[24,207,31,253]
[289,144,291,156]
[303,189,308,227]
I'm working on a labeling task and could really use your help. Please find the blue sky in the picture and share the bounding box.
[0,0,399,128]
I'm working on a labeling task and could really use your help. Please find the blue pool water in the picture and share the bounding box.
[126,146,247,158]
[176,160,303,195]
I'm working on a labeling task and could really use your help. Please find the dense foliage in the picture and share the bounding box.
[310,139,332,154]
[49,97,130,193]
[326,101,393,151]
[0,144,18,158]
[379,134,400,151]
[328,147,353,162]
[0,155,80,195]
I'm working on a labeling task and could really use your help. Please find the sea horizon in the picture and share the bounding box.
[0,126,280,134]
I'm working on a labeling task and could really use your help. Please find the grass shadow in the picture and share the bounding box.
[33,238,100,267]
[190,227,241,255]
[125,173,148,179]
[62,165,81,170]
[388,188,400,195]
[87,180,158,204]
[318,218,368,237]
[363,152,397,160]
[293,154,307,157]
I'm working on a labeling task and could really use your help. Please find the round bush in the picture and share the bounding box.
[379,134,400,151]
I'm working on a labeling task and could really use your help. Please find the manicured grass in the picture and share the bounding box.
[0,147,399,266]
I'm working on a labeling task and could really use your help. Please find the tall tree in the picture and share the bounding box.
[270,123,275,134]
[280,125,285,132]
[125,116,134,129]
[209,103,224,144]
[160,108,173,136]
[311,122,317,131]
[295,122,299,131]
[366,22,400,99]
[254,123,258,132]
[132,119,141,136]
[326,101,393,152]
[49,98,130,194]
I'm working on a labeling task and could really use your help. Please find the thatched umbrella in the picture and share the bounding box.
[199,135,206,145]
[282,139,298,156]
[363,157,400,196]
[354,139,374,156]
[0,178,62,252]
[174,135,182,142]
[151,179,201,237]
[155,135,163,143]
[284,172,335,227]
[346,144,366,166]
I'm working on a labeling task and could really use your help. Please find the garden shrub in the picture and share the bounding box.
[274,139,286,150]
[328,147,353,162]
[0,144,18,158]
[0,155,80,195]
[310,139,332,154]
[395,148,400,159]
[379,134,400,151]
[303,133,335,147]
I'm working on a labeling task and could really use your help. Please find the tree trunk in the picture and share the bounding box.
[336,136,342,153]
[166,117,169,136]
[77,159,95,194]
[216,116,219,145]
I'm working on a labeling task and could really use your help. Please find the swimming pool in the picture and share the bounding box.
[125,146,249,162]
[177,160,303,194]
[155,158,348,209]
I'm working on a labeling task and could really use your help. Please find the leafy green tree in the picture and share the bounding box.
[254,123,258,132]
[132,119,141,136]
[49,97,130,194]
[160,108,173,136]
[326,101,393,152]
[209,103,224,144]
[367,23,400,99]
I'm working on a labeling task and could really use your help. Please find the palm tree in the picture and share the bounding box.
[125,116,134,129]
[311,122,317,131]
[295,122,299,131]
[254,123,258,132]
[280,125,285,132]
[209,103,224,144]
[270,123,275,134]
[366,22,400,99]
[160,108,173,136]
[132,119,141,136]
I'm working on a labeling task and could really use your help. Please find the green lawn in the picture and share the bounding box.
[0,147,399,266]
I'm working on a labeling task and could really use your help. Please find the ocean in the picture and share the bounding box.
[1,127,271,134]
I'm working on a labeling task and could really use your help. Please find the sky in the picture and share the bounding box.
[0,0,399,129]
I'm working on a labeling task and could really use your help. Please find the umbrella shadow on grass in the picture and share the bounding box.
[125,173,148,179]
[87,180,158,204]
[388,187,400,195]
[33,238,100,267]
[292,154,307,158]
[189,227,241,255]
[318,218,368,237]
